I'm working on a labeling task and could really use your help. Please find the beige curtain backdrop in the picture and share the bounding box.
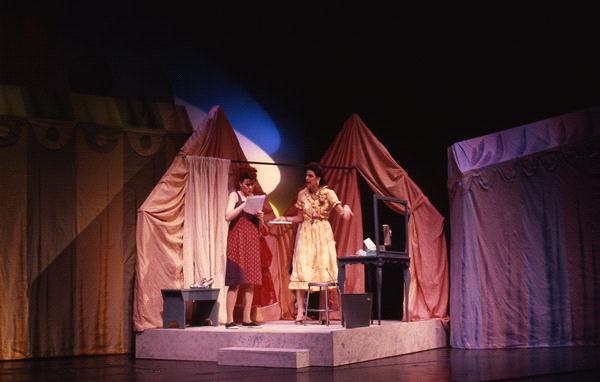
[183,156,230,323]
[0,90,190,360]
[0,117,29,360]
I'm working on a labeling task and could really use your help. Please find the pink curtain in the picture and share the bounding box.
[273,114,449,321]
[133,107,449,330]
[133,106,281,331]
[320,114,449,321]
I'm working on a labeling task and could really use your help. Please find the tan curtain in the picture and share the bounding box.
[183,156,230,323]
[1,116,154,360]
[133,156,188,331]
[0,117,28,360]
[74,124,129,354]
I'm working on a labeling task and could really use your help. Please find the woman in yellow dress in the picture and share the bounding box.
[275,162,353,323]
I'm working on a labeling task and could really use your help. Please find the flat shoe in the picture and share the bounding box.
[242,321,262,328]
[294,317,306,325]
[225,322,239,329]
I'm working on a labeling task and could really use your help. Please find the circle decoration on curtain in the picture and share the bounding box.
[0,116,25,147]
[125,129,164,157]
[79,123,120,153]
[31,119,75,150]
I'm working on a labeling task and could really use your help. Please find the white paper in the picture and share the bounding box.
[363,237,376,251]
[243,195,265,215]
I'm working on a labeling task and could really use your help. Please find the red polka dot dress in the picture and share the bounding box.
[225,192,262,286]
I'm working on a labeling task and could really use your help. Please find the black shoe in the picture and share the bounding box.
[242,321,262,328]
[225,322,239,329]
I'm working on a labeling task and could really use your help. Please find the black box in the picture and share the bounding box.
[341,293,372,328]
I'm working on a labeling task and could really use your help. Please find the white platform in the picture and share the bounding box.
[218,347,310,368]
[135,319,448,367]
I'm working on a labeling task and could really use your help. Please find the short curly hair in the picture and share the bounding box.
[236,164,257,184]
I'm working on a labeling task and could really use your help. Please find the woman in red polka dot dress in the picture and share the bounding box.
[224,166,265,329]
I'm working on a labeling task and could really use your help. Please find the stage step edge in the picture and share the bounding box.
[217,347,310,369]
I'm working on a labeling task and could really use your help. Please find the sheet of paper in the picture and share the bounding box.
[243,195,265,215]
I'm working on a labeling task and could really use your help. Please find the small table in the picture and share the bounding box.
[337,253,410,325]
[161,288,220,328]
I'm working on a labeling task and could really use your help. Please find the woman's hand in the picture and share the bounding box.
[256,210,264,221]
[342,204,353,220]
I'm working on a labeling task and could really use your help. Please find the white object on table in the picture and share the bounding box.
[363,237,376,251]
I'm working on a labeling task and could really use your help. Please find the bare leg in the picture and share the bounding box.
[242,284,254,323]
[295,289,306,320]
[226,285,239,324]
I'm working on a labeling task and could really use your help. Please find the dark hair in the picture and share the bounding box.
[306,162,326,186]
[237,165,257,184]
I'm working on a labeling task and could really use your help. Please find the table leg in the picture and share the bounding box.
[403,265,410,322]
[338,263,346,326]
[376,262,382,325]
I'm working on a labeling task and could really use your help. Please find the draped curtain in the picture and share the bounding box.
[134,106,281,330]
[449,108,600,348]
[1,116,170,360]
[0,85,189,360]
[320,114,449,321]
[183,156,230,323]
[271,114,449,321]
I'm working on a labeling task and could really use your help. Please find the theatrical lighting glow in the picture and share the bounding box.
[235,131,281,195]
[268,202,280,218]
[167,57,281,154]
[176,97,281,195]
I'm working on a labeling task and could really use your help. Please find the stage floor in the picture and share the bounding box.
[135,319,448,367]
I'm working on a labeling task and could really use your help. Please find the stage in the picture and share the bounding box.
[135,319,448,368]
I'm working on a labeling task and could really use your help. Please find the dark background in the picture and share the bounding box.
[4,1,599,220]
[2,1,599,321]
[164,2,600,220]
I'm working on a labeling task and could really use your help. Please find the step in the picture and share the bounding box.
[217,347,310,368]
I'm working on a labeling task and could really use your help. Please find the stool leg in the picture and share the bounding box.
[325,287,330,326]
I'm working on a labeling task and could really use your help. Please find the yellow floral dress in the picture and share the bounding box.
[288,186,341,291]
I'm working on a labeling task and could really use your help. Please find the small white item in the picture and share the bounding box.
[243,195,266,215]
[363,237,376,251]
[355,249,367,256]
[267,220,292,225]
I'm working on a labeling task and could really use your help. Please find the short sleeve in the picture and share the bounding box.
[327,188,341,208]
[294,190,304,210]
